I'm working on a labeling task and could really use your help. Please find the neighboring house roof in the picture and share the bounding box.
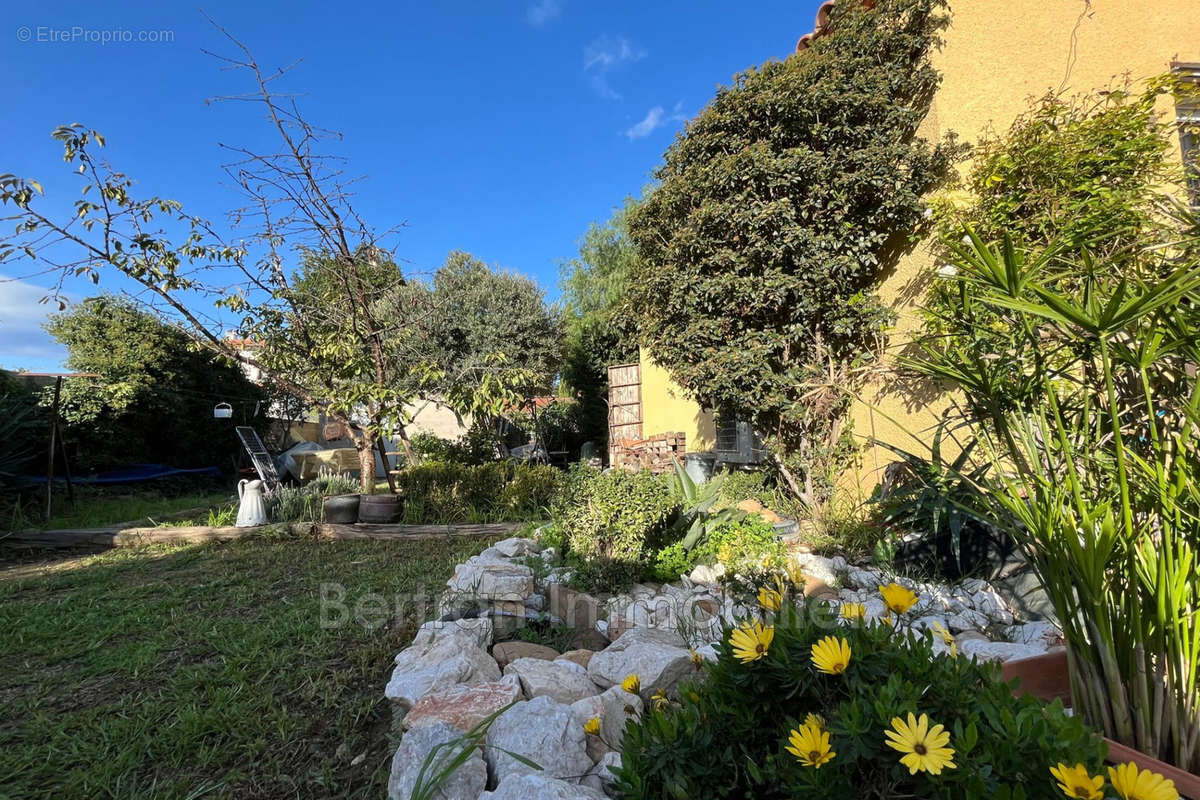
[797,0,876,52]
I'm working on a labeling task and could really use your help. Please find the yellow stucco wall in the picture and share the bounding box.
[639,349,716,451]
[852,0,1200,489]
[639,0,1200,487]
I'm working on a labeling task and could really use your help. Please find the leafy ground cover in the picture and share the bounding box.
[0,532,493,799]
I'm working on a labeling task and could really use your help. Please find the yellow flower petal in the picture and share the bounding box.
[811,635,852,675]
[729,621,774,663]
[884,712,956,775]
[1108,762,1179,800]
[880,582,918,614]
[786,722,835,768]
[1050,763,1105,800]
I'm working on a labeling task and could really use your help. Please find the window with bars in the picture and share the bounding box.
[1175,63,1200,207]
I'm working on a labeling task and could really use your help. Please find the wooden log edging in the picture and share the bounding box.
[2,520,535,550]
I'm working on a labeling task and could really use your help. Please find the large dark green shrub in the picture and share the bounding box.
[553,465,678,564]
[626,0,962,508]
[616,608,1104,799]
[395,461,560,523]
[44,296,269,473]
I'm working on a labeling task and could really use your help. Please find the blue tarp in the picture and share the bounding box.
[29,464,222,485]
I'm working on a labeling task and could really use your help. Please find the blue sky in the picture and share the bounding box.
[1,0,821,371]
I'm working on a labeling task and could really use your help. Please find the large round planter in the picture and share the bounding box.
[357,493,401,524]
[1002,651,1200,798]
[323,494,360,524]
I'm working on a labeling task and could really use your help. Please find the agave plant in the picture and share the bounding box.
[911,221,1200,770]
[667,458,743,552]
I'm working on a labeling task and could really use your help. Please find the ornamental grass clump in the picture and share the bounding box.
[912,221,1200,771]
[614,596,1105,799]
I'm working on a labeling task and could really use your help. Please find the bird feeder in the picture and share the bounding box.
[213,402,233,419]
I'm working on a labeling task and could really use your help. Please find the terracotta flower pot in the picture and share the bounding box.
[1002,651,1200,798]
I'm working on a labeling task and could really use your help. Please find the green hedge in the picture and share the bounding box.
[395,461,561,523]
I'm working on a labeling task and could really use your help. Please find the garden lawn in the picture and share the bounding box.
[0,532,493,799]
[36,490,232,530]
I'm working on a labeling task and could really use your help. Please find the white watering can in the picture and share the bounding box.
[236,479,268,527]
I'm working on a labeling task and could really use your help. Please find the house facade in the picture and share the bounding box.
[626,0,1200,489]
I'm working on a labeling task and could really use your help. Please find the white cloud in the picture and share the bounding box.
[526,0,562,27]
[584,35,644,70]
[0,276,71,371]
[583,35,645,100]
[625,102,686,140]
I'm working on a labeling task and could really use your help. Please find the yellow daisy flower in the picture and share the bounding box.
[804,713,826,730]
[757,586,783,612]
[883,712,957,775]
[1107,762,1179,800]
[930,621,958,658]
[583,716,601,736]
[689,648,703,669]
[811,635,852,675]
[880,582,918,615]
[621,674,640,695]
[786,722,835,768]
[729,621,774,663]
[840,602,867,621]
[651,690,669,711]
[1050,763,1105,800]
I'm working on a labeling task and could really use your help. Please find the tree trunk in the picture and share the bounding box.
[356,432,377,494]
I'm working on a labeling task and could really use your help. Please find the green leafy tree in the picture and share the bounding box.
[625,0,961,506]
[45,296,268,472]
[559,198,641,447]
[423,250,562,395]
[0,33,437,492]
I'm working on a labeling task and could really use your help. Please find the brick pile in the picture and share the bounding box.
[609,432,686,473]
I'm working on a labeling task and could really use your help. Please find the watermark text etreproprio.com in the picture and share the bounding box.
[16,25,175,45]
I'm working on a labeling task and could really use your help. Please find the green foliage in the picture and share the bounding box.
[559,198,642,446]
[911,221,1200,771]
[714,470,781,511]
[666,459,742,552]
[869,426,1006,580]
[0,374,41,483]
[924,79,1200,418]
[45,296,268,472]
[265,473,360,523]
[423,251,563,395]
[553,465,678,565]
[615,609,1104,799]
[625,0,961,508]
[408,431,491,466]
[693,515,787,574]
[395,462,560,524]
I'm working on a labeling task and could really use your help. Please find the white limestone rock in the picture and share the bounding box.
[587,627,694,701]
[387,721,487,800]
[412,617,494,649]
[484,695,593,785]
[494,537,541,558]
[597,685,644,750]
[503,657,601,704]
[960,638,1048,663]
[480,774,607,800]
[385,634,501,713]
[1005,621,1063,647]
[581,752,622,797]
[446,557,535,599]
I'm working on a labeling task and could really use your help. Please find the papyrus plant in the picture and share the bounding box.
[913,220,1200,771]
